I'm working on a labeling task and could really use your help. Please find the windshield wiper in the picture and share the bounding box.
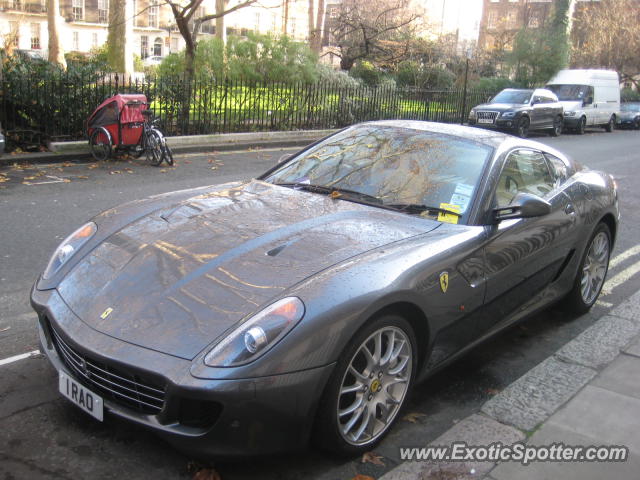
[385,203,462,217]
[273,182,383,204]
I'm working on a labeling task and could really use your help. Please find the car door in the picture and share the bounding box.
[530,95,547,129]
[476,148,578,336]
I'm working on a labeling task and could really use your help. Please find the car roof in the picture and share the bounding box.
[356,120,568,157]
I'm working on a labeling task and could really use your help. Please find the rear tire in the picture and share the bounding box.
[550,116,563,137]
[145,129,163,166]
[314,314,417,456]
[604,116,615,132]
[89,127,112,161]
[563,222,611,314]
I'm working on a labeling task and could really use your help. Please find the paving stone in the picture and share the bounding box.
[609,289,640,322]
[379,414,525,480]
[480,357,596,431]
[590,353,640,399]
[623,332,640,357]
[490,420,639,480]
[555,315,640,369]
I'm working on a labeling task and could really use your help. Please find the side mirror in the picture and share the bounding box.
[583,97,593,106]
[493,192,551,222]
[277,153,292,164]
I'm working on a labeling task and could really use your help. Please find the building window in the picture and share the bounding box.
[98,0,108,24]
[290,17,296,36]
[487,11,498,28]
[149,0,159,28]
[506,10,517,27]
[171,37,178,52]
[141,35,148,59]
[30,23,40,49]
[254,12,261,32]
[11,0,22,9]
[73,31,79,50]
[72,0,83,20]
[9,21,19,47]
[528,14,539,28]
[153,37,162,56]
[92,32,98,48]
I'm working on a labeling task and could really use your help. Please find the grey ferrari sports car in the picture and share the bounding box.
[31,121,619,457]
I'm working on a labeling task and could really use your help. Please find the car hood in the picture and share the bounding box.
[57,180,439,360]
[474,103,526,112]
[619,110,638,120]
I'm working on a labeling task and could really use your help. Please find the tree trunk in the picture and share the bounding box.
[311,0,325,53]
[107,0,134,74]
[215,0,227,44]
[282,0,289,34]
[308,0,314,43]
[47,0,66,69]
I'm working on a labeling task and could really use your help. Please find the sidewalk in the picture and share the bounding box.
[381,291,640,480]
[0,129,336,166]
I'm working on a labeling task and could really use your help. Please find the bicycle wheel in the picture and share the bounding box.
[144,129,163,166]
[162,142,174,166]
[89,127,112,161]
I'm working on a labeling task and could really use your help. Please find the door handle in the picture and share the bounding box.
[565,203,575,215]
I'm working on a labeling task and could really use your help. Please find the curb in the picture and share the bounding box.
[379,291,640,480]
[0,129,337,166]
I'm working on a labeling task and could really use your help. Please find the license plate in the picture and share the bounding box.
[478,118,494,124]
[59,371,104,421]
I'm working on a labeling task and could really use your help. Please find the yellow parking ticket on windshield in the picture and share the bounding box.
[438,203,461,224]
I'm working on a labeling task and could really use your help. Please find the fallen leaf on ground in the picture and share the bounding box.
[0,326,11,332]
[23,176,36,180]
[160,169,167,173]
[351,475,375,480]
[486,388,501,395]
[61,162,73,167]
[361,451,385,467]
[211,166,218,170]
[192,468,221,480]
[109,170,122,175]
[75,175,89,179]
[403,412,427,423]
[329,191,342,199]
[87,164,99,169]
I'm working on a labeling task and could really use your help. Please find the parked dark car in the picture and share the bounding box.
[616,102,640,129]
[31,121,618,458]
[469,88,564,138]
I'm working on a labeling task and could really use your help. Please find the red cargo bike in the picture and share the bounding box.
[86,94,173,166]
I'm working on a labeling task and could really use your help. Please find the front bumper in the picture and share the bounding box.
[562,115,582,128]
[31,285,334,458]
[616,117,638,128]
[468,118,518,131]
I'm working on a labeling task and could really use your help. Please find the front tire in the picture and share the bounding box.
[314,314,417,455]
[145,129,164,166]
[576,116,586,135]
[563,222,611,314]
[515,117,530,138]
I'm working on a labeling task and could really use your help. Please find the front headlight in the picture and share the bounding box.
[204,297,305,367]
[564,111,576,116]
[42,222,97,279]
[468,109,476,119]
[500,111,516,118]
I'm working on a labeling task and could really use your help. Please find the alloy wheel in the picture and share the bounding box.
[580,231,610,305]
[336,326,412,446]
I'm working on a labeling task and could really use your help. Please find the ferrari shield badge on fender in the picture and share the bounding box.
[100,307,113,320]
[439,272,449,293]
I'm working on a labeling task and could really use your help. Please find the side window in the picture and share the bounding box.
[533,95,543,104]
[495,150,555,206]
[545,154,569,187]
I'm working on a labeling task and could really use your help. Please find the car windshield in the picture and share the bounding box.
[546,84,590,101]
[263,125,493,223]
[491,90,532,104]
[621,103,640,112]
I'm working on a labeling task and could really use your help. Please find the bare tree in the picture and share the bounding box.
[327,0,419,71]
[47,0,66,68]
[571,0,640,88]
[166,0,258,80]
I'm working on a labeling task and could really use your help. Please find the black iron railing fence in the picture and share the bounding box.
[0,71,496,146]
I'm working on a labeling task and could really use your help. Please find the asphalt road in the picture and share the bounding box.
[1,128,639,479]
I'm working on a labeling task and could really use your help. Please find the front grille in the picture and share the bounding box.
[477,111,499,122]
[48,321,166,415]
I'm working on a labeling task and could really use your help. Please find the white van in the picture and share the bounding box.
[546,69,620,134]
